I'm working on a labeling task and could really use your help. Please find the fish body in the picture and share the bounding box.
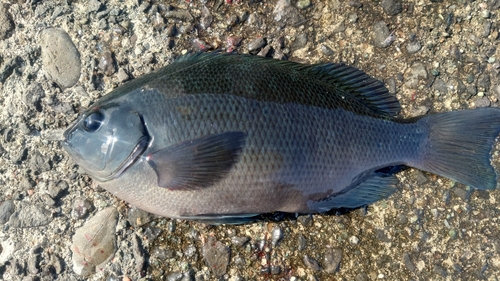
[63,53,500,223]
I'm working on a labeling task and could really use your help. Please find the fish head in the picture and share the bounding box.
[62,103,150,182]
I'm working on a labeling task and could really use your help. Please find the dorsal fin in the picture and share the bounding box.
[306,63,400,117]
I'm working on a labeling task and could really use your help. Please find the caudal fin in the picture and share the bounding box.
[416,108,500,190]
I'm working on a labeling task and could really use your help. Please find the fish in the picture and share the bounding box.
[63,53,500,224]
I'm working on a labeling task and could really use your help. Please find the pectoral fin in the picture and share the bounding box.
[147,131,247,190]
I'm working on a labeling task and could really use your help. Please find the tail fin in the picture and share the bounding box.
[416,108,500,190]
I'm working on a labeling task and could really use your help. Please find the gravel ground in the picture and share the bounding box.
[1,0,500,280]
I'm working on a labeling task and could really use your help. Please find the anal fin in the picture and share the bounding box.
[308,173,399,212]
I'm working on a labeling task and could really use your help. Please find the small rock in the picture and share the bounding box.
[349,235,359,245]
[303,255,321,271]
[473,96,491,108]
[403,252,416,272]
[200,6,213,29]
[27,254,40,274]
[381,0,402,16]
[348,0,363,8]
[0,4,14,40]
[297,234,307,251]
[0,56,18,83]
[165,9,194,22]
[127,207,156,227]
[230,236,250,247]
[273,0,305,26]
[483,21,492,38]
[0,200,15,224]
[297,214,313,226]
[321,45,334,56]
[40,28,81,89]
[116,68,129,82]
[296,0,311,9]
[323,248,342,273]
[247,37,266,52]
[71,207,118,276]
[404,62,428,89]
[98,51,116,76]
[8,202,52,228]
[291,33,308,50]
[407,40,421,54]
[202,236,230,277]
[373,21,393,48]
[432,78,448,94]
[71,197,94,219]
[87,0,102,13]
[48,180,69,199]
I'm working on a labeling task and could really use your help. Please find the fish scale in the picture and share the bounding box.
[63,53,500,224]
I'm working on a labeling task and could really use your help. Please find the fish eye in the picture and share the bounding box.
[83,111,105,132]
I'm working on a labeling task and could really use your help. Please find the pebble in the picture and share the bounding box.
[47,180,69,199]
[373,21,393,48]
[381,0,402,16]
[24,83,45,112]
[406,40,421,54]
[273,0,305,26]
[404,62,428,88]
[200,6,213,29]
[40,28,81,89]
[271,226,283,247]
[29,151,52,173]
[432,78,448,94]
[202,236,230,277]
[296,0,311,9]
[127,206,156,227]
[349,235,359,245]
[0,200,15,225]
[321,45,334,56]
[116,68,130,82]
[303,255,321,271]
[0,3,14,40]
[71,207,118,276]
[165,9,194,22]
[297,234,307,251]
[323,248,342,273]
[403,252,416,272]
[98,51,116,76]
[291,33,308,50]
[230,236,250,247]
[87,0,102,13]
[0,56,17,83]
[71,197,94,219]
[473,96,491,108]
[8,202,53,228]
[247,37,266,52]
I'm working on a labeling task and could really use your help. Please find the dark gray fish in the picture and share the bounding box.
[63,53,500,224]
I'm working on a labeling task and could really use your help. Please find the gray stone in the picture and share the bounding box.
[273,0,305,26]
[404,62,428,88]
[303,255,321,271]
[381,0,402,16]
[0,4,14,40]
[127,206,155,227]
[8,202,52,228]
[247,37,266,52]
[0,200,15,224]
[202,236,230,277]
[40,28,81,89]
[373,21,393,48]
[323,248,342,273]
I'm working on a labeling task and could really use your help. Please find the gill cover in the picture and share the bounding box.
[63,103,150,182]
